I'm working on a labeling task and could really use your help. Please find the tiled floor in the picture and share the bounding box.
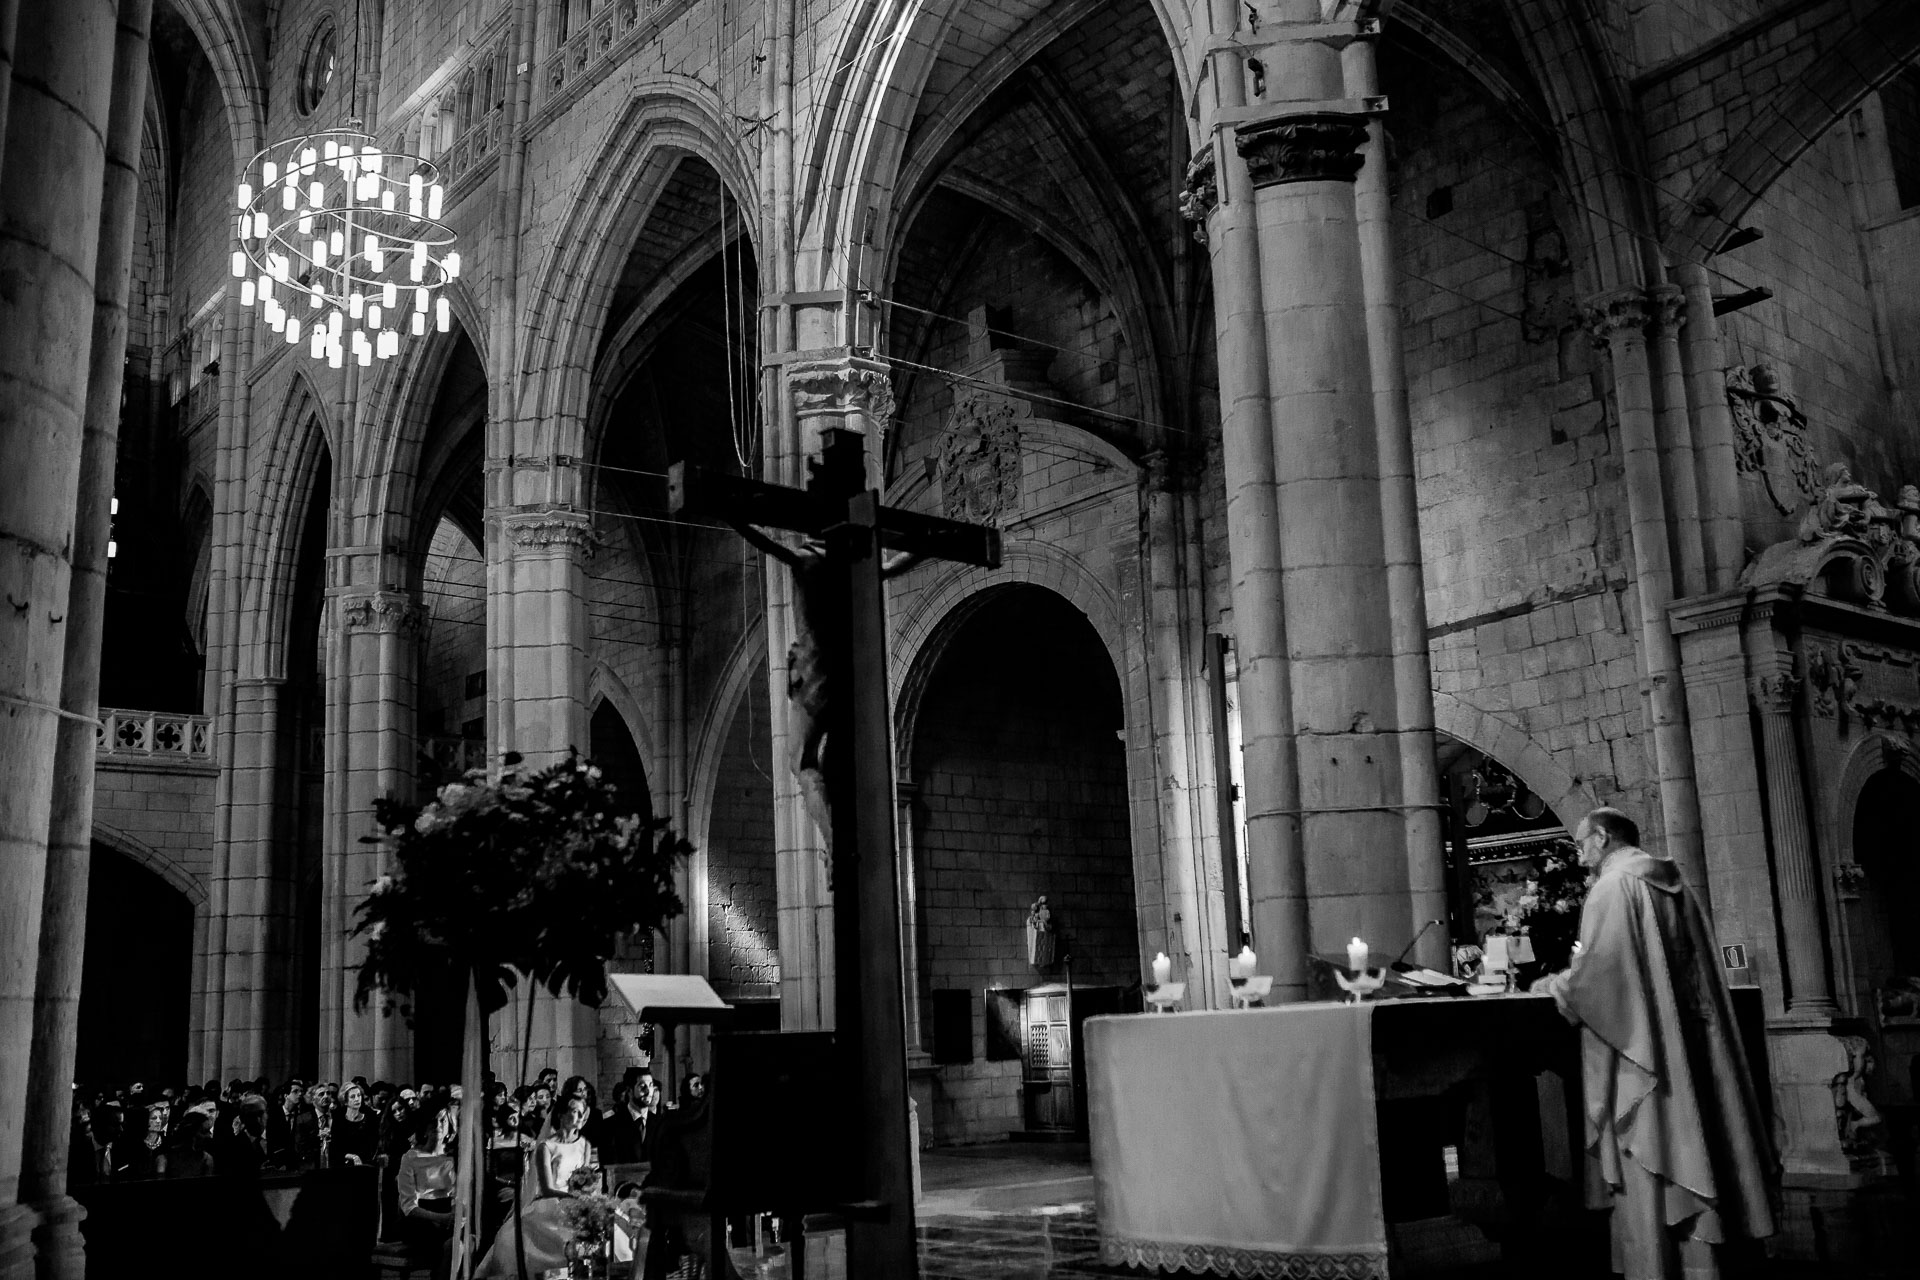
[917,1206,1130,1279]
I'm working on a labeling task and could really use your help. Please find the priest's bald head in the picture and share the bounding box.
[1575,806,1641,868]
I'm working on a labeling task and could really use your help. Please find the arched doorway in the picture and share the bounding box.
[907,586,1137,1143]
[1851,768,1920,1002]
[1435,733,1576,968]
[77,847,195,1088]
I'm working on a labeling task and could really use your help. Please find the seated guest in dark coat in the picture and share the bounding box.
[331,1082,379,1167]
[600,1071,657,1165]
[165,1111,216,1179]
[293,1082,335,1170]
[115,1100,171,1179]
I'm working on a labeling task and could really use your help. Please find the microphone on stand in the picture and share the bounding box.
[1391,918,1446,971]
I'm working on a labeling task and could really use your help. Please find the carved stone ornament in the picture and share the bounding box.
[1741,468,1920,619]
[1831,1035,1896,1176]
[788,358,896,429]
[1804,645,1841,718]
[341,591,426,634]
[1179,149,1218,244]
[1233,113,1368,188]
[1647,283,1687,335]
[1579,289,1652,347]
[504,510,596,557]
[1833,862,1870,900]
[1727,364,1818,516]
[1749,669,1800,712]
[934,388,1023,527]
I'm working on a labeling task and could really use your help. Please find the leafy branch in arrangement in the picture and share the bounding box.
[352,751,689,1018]
[1498,837,1589,970]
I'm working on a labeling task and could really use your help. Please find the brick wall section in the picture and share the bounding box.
[910,590,1136,1145]
[705,682,778,996]
[1391,58,1653,819]
[92,762,218,891]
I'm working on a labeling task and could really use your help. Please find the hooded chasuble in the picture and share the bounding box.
[1545,847,1774,1279]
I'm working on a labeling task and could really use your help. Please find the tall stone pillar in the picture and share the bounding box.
[1745,656,1836,1018]
[321,586,422,1082]
[1647,284,1707,598]
[1186,8,1308,996]
[1582,291,1709,903]
[0,1,117,1266]
[1346,34,1449,970]
[20,8,152,1277]
[483,506,599,1082]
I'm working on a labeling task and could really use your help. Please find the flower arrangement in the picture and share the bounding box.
[560,1166,640,1280]
[1495,838,1588,971]
[353,751,690,1018]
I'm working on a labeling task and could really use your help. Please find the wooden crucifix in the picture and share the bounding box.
[670,427,1000,1278]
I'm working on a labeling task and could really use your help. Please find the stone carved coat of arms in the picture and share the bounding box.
[934,390,1022,526]
[1727,363,1818,516]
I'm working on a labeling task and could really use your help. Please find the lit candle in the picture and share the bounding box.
[1236,945,1257,979]
[1151,952,1171,987]
[1347,937,1369,974]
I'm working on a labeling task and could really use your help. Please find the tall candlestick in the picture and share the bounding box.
[1152,952,1172,986]
[1347,937,1369,973]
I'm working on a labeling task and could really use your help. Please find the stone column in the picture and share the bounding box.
[0,1,117,1264]
[1240,31,1410,956]
[1346,33,1449,971]
[19,8,152,1276]
[321,587,422,1082]
[1647,283,1707,598]
[486,507,599,1081]
[1141,450,1227,1007]
[1674,262,1746,591]
[0,0,18,178]
[1186,9,1308,996]
[1582,291,1710,904]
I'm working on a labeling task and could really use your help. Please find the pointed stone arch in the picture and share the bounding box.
[241,374,332,679]
[585,661,661,794]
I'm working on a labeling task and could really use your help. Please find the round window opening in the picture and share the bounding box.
[298,21,338,116]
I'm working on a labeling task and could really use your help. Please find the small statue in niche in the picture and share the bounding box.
[1831,1035,1894,1174]
[1026,896,1056,969]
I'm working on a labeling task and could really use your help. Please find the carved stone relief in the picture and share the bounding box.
[934,390,1022,527]
[1727,364,1818,516]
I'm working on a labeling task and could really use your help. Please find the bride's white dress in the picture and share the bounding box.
[474,1134,639,1278]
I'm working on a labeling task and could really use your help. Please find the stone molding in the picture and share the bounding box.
[97,706,214,762]
[1647,282,1687,335]
[1803,639,1920,730]
[339,590,427,634]
[1178,149,1217,242]
[503,509,596,558]
[1742,466,1920,617]
[788,357,896,427]
[1233,113,1368,188]
[1749,668,1800,713]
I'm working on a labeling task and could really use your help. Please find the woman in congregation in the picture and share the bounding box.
[115,1100,171,1179]
[396,1105,458,1272]
[477,1091,640,1277]
[331,1082,379,1167]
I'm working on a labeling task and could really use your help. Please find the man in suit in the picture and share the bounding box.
[601,1069,657,1164]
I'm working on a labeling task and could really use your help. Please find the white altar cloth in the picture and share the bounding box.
[1085,1002,1387,1278]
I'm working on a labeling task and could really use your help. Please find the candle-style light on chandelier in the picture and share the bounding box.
[231,129,460,368]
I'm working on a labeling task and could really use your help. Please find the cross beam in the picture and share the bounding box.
[669,429,999,1279]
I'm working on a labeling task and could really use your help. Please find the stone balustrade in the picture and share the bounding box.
[95,707,214,764]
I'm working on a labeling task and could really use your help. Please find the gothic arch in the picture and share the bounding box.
[169,0,267,167]
[585,662,661,794]
[685,616,769,859]
[1664,5,1920,264]
[1430,690,1591,836]
[794,0,1189,305]
[1832,731,1920,866]
[240,374,331,679]
[890,544,1131,773]
[91,820,210,909]
[515,78,757,464]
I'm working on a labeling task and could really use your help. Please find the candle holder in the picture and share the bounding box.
[1332,967,1388,1004]
[1145,982,1186,1013]
[1228,975,1272,1010]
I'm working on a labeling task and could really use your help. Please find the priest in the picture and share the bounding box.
[1534,807,1774,1279]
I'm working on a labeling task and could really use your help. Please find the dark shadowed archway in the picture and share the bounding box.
[78,847,194,1088]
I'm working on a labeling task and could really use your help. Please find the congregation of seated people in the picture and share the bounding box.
[69,1062,684,1256]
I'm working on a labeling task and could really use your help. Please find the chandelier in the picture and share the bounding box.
[231,129,460,368]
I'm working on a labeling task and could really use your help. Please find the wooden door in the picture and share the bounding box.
[1021,988,1075,1132]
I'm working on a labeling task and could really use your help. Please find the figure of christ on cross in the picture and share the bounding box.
[670,428,1000,1279]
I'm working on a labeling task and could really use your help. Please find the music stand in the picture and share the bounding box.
[608,973,733,1103]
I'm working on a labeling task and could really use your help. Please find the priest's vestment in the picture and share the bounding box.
[1545,847,1774,1279]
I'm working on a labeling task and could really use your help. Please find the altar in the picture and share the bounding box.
[1087,993,1703,1278]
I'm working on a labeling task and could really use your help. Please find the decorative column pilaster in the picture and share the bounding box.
[1674,262,1747,591]
[321,587,424,1082]
[0,0,117,1263]
[1582,289,1710,906]
[1747,657,1837,1019]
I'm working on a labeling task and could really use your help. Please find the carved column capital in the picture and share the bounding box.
[339,589,427,635]
[1647,283,1687,336]
[1579,288,1653,347]
[503,508,596,558]
[1233,113,1369,188]
[1749,668,1800,713]
[787,356,896,429]
[1178,148,1218,243]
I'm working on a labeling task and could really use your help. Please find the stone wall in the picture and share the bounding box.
[91,760,217,894]
[705,680,777,998]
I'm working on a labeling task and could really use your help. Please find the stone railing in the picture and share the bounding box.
[96,707,214,764]
[541,0,697,115]
[389,12,514,201]
[420,735,487,782]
